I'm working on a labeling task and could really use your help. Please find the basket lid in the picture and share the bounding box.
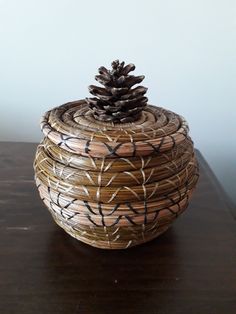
[40,60,189,158]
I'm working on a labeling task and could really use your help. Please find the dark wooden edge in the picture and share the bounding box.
[195,149,236,220]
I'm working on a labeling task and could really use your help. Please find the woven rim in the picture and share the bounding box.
[35,138,194,187]
[35,169,198,216]
[35,156,197,203]
[36,173,198,226]
[40,101,189,158]
[43,136,193,172]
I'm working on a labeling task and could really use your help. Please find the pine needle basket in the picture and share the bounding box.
[34,60,199,249]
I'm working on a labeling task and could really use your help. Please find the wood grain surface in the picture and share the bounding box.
[0,142,235,314]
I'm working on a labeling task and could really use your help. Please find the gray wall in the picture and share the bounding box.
[1,0,235,204]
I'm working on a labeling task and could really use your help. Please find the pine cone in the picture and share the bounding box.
[86,60,148,123]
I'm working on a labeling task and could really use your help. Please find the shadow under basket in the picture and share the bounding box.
[34,100,199,249]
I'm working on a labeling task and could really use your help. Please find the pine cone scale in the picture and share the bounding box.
[120,87,148,100]
[121,63,135,75]
[114,96,147,108]
[110,87,128,96]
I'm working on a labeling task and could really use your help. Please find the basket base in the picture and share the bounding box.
[53,216,173,249]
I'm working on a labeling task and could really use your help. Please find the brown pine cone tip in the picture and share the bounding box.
[86,60,148,123]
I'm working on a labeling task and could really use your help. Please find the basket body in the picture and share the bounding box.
[34,100,199,249]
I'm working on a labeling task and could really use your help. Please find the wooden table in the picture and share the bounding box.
[0,142,235,314]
